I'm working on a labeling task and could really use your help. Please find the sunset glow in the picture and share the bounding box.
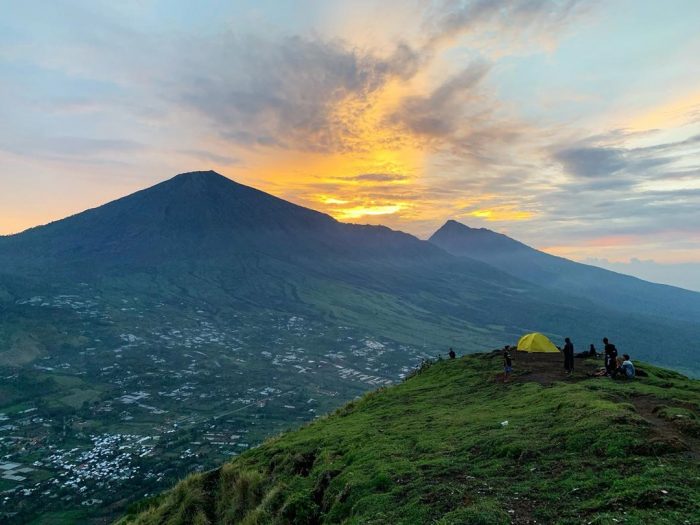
[467,208,534,222]
[2,0,700,286]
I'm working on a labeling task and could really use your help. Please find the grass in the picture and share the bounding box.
[59,387,102,409]
[118,353,700,524]
[27,509,92,525]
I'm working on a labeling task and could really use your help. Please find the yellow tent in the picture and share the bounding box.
[517,332,559,353]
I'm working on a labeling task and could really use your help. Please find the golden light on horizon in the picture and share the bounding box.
[335,204,405,219]
[320,196,350,205]
[467,207,534,222]
[234,77,426,222]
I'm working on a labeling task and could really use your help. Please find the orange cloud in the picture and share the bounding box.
[223,76,428,224]
[335,204,405,220]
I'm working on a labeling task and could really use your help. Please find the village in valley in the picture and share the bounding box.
[0,288,429,522]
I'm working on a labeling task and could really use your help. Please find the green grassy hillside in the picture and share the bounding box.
[118,353,700,525]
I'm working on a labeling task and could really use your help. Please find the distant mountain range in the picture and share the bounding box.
[1,170,699,374]
[430,220,700,324]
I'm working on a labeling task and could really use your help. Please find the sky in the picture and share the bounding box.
[2,1,700,290]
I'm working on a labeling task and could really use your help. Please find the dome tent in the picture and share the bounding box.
[517,332,559,353]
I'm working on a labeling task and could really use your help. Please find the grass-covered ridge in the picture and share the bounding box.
[118,353,700,525]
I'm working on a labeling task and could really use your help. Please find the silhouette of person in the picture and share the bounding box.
[563,337,574,375]
[603,337,618,376]
[575,343,597,359]
[503,346,513,382]
[448,347,456,359]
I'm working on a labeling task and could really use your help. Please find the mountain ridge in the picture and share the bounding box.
[0,171,449,274]
[429,219,700,324]
[118,351,700,525]
[430,220,680,288]
[2,171,699,373]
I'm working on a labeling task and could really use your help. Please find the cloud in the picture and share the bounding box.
[554,147,627,178]
[424,0,590,51]
[553,131,700,191]
[178,149,240,166]
[341,173,409,182]
[174,35,422,154]
[0,136,144,165]
[389,63,490,138]
[524,134,700,258]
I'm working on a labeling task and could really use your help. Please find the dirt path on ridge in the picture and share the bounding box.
[496,350,700,458]
[506,350,602,385]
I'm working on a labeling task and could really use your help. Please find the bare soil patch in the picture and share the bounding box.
[506,350,602,385]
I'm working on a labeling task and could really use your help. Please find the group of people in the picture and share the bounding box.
[447,339,636,383]
[598,337,636,379]
[495,337,636,382]
[561,337,635,378]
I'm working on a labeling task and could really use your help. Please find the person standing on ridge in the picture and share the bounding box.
[502,346,513,382]
[603,337,618,376]
[448,347,456,360]
[563,337,574,375]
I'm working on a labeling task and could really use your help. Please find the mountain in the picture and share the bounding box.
[2,172,699,371]
[429,220,700,324]
[0,171,567,352]
[117,352,700,525]
[2,172,697,370]
[2,171,700,523]
[0,171,440,275]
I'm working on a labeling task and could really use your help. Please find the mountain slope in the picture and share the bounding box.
[118,352,700,525]
[2,173,699,372]
[0,171,442,274]
[0,171,565,354]
[429,220,700,324]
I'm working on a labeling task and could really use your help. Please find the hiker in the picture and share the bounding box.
[603,337,618,376]
[576,343,596,358]
[448,347,456,360]
[503,346,513,382]
[563,337,574,375]
[614,354,636,380]
[612,356,625,379]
